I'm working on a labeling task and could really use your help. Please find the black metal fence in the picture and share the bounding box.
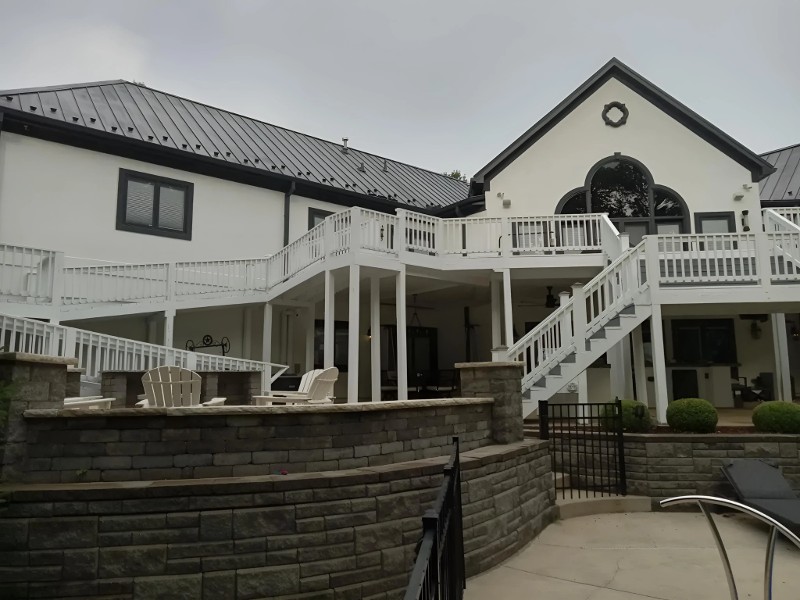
[539,400,627,499]
[403,437,466,600]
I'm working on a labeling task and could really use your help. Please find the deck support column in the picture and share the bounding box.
[502,269,514,347]
[650,304,669,424]
[347,265,360,403]
[323,270,335,369]
[772,313,792,402]
[396,268,408,400]
[609,336,633,400]
[632,324,649,406]
[490,277,502,351]
[163,309,175,349]
[370,277,381,402]
[305,306,315,372]
[261,303,273,393]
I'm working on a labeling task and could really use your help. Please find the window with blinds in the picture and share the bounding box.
[116,169,193,240]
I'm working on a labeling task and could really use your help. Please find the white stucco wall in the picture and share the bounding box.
[287,196,347,244]
[482,77,762,230]
[0,133,291,263]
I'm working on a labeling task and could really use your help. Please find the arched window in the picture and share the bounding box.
[556,156,688,244]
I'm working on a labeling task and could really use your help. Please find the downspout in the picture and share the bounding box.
[283,180,295,246]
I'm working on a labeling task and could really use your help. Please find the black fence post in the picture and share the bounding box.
[538,400,549,440]
[615,398,627,496]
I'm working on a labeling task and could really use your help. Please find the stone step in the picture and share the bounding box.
[557,493,652,519]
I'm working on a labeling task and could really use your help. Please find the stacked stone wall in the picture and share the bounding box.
[0,441,555,600]
[20,400,494,484]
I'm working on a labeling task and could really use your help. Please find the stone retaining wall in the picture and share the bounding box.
[20,400,494,484]
[0,440,556,600]
[625,434,800,498]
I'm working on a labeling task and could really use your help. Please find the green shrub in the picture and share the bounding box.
[666,398,718,433]
[752,402,800,434]
[602,399,652,432]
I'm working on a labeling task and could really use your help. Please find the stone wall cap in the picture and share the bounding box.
[24,397,494,418]
[0,442,541,499]
[454,361,523,369]
[0,352,77,366]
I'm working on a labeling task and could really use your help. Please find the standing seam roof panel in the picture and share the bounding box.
[213,110,272,171]
[99,86,141,140]
[111,84,157,141]
[87,87,123,134]
[760,150,788,199]
[164,95,222,158]
[137,87,192,151]
[771,150,800,200]
[71,88,106,133]
[54,89,85,126]
[194,103,253,166]
[125,85,177,148]
[177,99,237,161]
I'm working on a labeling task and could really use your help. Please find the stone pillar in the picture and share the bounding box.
[0,353,74,482]
[456,361,524,444]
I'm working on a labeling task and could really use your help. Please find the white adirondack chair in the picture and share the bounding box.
[135,366,226,407]
[63,396,115,409]
[254,367,338,406]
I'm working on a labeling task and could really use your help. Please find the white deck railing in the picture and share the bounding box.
[5,207,800,309]
[771,207,800,227]
[0,313,287,392]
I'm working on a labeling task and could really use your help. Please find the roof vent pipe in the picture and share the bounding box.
[341,137,349,154]
[382,159,388,172]
[358,162,366,172]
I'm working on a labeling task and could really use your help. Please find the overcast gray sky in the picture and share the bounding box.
[1,0,797,176]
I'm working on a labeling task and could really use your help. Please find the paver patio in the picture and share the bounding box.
[465,512,800,599]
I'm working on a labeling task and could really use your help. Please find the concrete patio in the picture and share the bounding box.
[465,512,800,599]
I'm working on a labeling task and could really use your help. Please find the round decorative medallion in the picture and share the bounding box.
[602,101,629,127]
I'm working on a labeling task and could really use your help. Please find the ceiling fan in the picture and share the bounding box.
[516,286,561,308]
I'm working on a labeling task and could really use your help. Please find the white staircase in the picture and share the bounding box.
[508,241,651,417]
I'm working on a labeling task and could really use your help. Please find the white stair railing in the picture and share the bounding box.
[0,313,287,393]
[771,207,800,227]
[0,244,59,302]
[508,240,648,390]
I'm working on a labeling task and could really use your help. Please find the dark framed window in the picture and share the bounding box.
[694,212,736,233]
[313,320,349,371]
[116,169,193,240]
[672,319,737,364]
[308,208,333,230]
[556,156,689,244]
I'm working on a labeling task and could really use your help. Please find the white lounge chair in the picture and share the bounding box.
[254,367,338,406]
[63,396,115,409]
[135,366,226,407]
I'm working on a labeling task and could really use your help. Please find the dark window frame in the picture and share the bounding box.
[694,211,736,233]
[671,318,738,365]
[116,169,193,240]
[308,207,333,230]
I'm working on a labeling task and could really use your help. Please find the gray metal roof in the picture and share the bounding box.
[0,80,469,210]
[760,142,800,202]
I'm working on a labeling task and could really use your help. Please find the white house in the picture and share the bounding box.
[1,58,798,422]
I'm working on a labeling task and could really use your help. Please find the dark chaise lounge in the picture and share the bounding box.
[721,459,800,534]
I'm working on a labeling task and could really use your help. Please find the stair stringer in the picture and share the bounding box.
[521,294,652,418]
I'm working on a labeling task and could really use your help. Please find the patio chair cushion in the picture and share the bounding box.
[722,459,797,500]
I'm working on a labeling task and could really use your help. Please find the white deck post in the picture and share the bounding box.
[347,264,360,403]
[51,251,64,307]
[756,231,774,290]
[772,313,792,402]
[396,267,408,400]
[163,309,175,348]
[242,306,253,360]
[502,269,514,346]
[305,306,315,372]
[609,337,633,400]
[650,303,669,424]
[323,269,335,368]
[490,277,502,350]
[632,324,649,406]
[262,302,273,393]
[577,370,588,404]
[370,277,381,402]
[571,283,587,358]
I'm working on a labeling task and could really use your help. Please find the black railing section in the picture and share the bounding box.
[403,437,466,600]
[539,400,627,499]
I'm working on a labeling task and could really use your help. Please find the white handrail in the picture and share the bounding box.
[507,240,647,388]
[771,207,800,228]
[0,312,288,393]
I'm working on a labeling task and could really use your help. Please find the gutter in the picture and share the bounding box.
[283,181,295,246]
